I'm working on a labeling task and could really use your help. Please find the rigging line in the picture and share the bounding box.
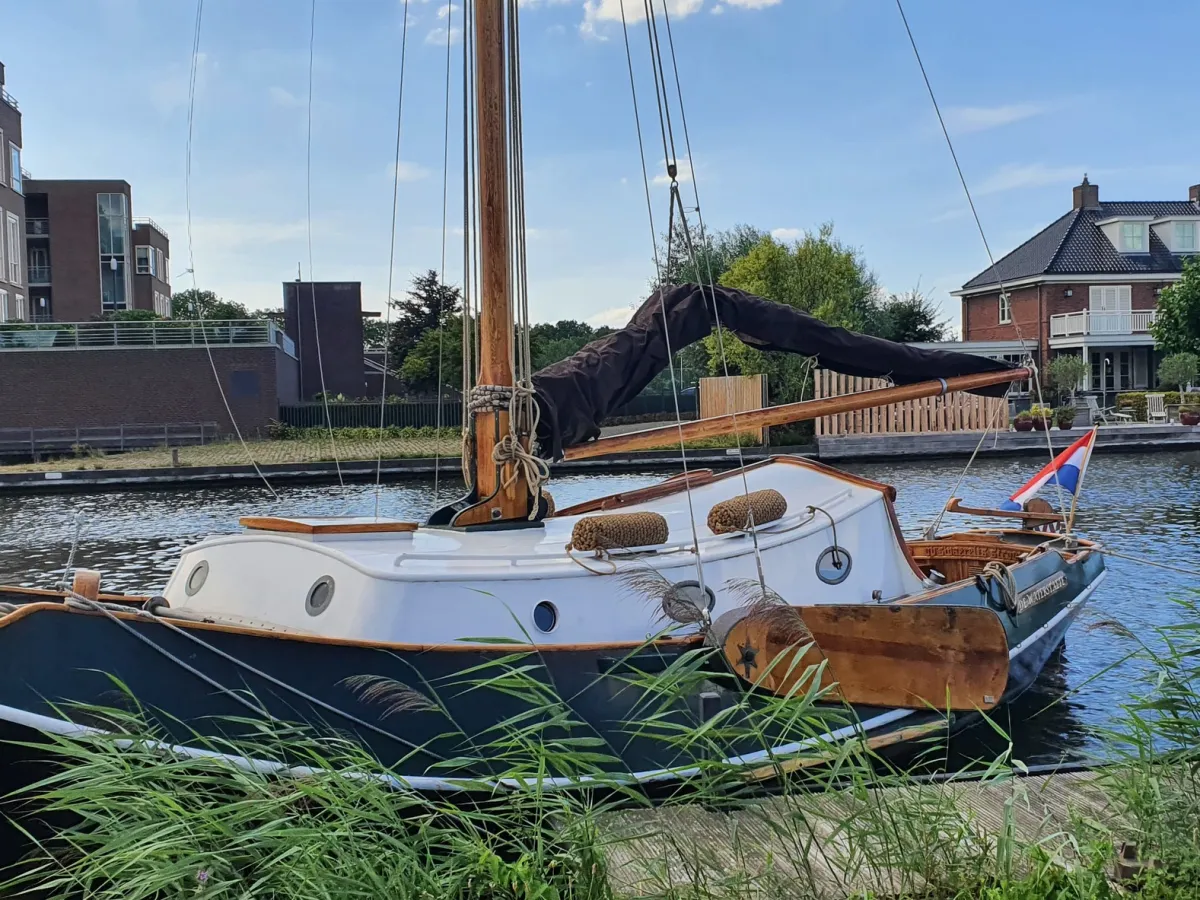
[373,0,414,518]
[640,0,677,171]
[619,0,706,592]
[461,0,475,484]
[658,1,768,593]
[183,0,279,501]
[305,0,345,493]
[894,0,1066,525]
[432,0,455,505]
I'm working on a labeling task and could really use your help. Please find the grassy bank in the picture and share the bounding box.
[4,593,1199,898]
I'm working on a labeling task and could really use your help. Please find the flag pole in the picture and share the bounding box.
[1065,426,1098,533]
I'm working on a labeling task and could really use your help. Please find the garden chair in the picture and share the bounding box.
[1085,395,1132,425]
[1146,393,1167,424]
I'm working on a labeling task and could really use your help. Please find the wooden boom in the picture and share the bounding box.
[563,368,1030,461]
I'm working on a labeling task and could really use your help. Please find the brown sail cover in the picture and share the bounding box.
[531,284,1018,460]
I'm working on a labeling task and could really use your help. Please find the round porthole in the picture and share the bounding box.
[305,576,335,617]
[533,601,558,633]
[668,580,716,612]
[815,547,852,585]
[184,561,209,596]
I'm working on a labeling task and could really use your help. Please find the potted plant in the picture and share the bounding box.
[1028,405,1053,431]
[1181,405,1200,427]
[1054,406,1077,430]
[1013,410,1034,432]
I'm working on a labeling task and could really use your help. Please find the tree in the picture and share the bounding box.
[1151,256,1200,355]
[867,289,949,344]
[529,320,613,371]
[102,309,162,322]
[398,314,463,394]
[656,223,766,289]
[170,289,255,321]
[388,270,461,369]
[1157,352,1199,390]
[1046,353,1089,403]
[363,318,389,351]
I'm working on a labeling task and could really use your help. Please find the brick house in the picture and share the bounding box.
[953,176,1200,400]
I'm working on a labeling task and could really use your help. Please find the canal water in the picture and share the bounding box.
[0,450,1197,766]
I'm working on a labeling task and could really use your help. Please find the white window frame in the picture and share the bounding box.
[5,212,20,284]
[1089,284,1132,314]
[163,255,170,285]
[0,205,5,284]
[14,293,25,322]
[0,289,7,322]
[154,247,164,279]
[1120,222,1146,252]
[0,129,5,186]
[1176,221,1197,253]
[998,292,1012,324]
[8,143,20,195]
[135,245,152,275]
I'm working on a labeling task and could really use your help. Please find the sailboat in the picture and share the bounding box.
[0,0,1105,791]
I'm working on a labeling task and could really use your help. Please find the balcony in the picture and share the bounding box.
[0,319,296,357]
[132,217,169,241]
[0,87,16,110]
[27,265,50,285]
[1049,309,1158,339]
[26,218,49,237]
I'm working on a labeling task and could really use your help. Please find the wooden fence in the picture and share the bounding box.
[699,374,768,443]
[813,370,1008,436]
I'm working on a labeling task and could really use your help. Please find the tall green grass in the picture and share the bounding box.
[4,593,1200,898]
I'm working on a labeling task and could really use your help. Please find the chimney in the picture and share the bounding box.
[1190,183,1200,206]
[1073,174,1100,210]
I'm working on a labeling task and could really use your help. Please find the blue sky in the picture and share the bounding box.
[5,0,1198,332]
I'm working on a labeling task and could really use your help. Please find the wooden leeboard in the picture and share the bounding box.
[716,603,1010,711]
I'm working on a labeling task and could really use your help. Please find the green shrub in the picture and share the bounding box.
[1157,352,1200,391]
[1117,392,1148,421]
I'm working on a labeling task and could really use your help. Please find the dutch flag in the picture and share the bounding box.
[1001,426,1098,511]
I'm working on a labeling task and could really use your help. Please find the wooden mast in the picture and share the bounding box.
[455,0,531,525]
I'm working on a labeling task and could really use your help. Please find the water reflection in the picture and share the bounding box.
[0,452,1196,765]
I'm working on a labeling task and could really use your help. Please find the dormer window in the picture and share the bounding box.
[1176,221,1197,253]
[1120,222,1145,252]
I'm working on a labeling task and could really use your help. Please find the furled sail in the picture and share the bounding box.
[531,284,1017,459]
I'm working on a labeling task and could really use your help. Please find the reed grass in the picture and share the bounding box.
[4,594,1200,898]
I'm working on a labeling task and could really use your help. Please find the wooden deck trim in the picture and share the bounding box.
[239,516,420,535]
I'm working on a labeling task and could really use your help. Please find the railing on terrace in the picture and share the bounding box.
[1049,309,1158,338]
[1,87,17,109]
[27,265,50,285]
[26,218,49,236]
[0,423,220,456]
[0,319,296,355]
[132,217,169,240]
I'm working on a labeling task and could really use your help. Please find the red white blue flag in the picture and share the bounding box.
[1000,426,1098,511]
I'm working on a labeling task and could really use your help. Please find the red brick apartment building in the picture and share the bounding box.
[952,176,1200,397]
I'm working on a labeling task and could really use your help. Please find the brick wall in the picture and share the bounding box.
[0,346,297,434]
[963,279,1176,356]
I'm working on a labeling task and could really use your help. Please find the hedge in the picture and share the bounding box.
[1115,391,1200,421]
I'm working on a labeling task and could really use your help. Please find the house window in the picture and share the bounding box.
[8,144,19,195]
[14,294,25,321]
[155,248,164,280]
[1120,222,1145,252]
[0,129,5,186]
[0,289,7,322]
[163,255,170,285]
[5,212,19,284]
[998,293,1012,324]
[1176,221,1197,253]
[98,193,129,311]
[135,246,152,275]
[0,206,5,283]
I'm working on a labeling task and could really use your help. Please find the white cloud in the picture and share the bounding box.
[770,227,802,242]
[425,25,462,45]
[388,160,432,182]
[651,156,694,186]
[725,0,781,7]
[587,305,636,328]
[975,163,1083,196]
[268,85,303,108]
[943,102,1047,135]
[436,2,459,18]
[710,3,725,12]
[928,207,968,224]
[581,0,704,39]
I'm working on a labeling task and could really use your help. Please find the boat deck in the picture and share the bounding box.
[598,768,1119,897]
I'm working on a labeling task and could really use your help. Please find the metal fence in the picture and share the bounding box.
[279,391,695,430]
[0,423,221,456]
[0,319,295,356]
